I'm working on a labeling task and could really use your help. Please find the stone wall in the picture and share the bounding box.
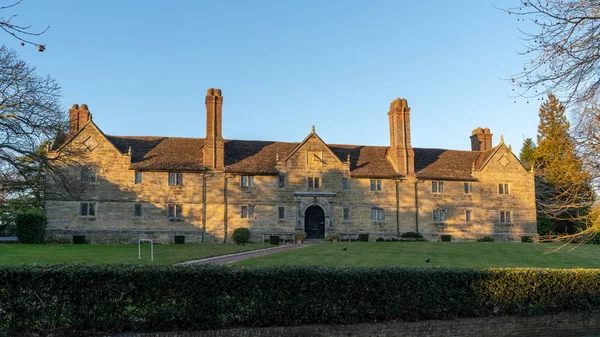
[116,312,600,337]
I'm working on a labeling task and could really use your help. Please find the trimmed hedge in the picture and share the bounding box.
[401,231,423,239]
[15,210,47,244]
[1,265,600,336]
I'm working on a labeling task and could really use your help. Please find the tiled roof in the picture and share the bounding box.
[104,135,484,180]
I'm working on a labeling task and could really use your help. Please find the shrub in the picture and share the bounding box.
[174,235,185,244]
[232,228,251,244]
[294,231,307,241]
[521,236,533,243]
[441,235,452,242]
[391,237,399,241]
[358,233,369,242]
[376,237,385,242]
[269,235,280,245]
[477,236,495,242]
[15,210,47,244]
[72,235,87,244]
[401,231,423,239]
[326,233,340,242]
[1,265,600,335]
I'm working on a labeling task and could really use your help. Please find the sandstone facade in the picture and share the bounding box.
[46,89,536,243]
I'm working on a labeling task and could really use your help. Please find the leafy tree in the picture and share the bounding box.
[519,138,536,171]
[505,0,600,104]
[534,94,593,236]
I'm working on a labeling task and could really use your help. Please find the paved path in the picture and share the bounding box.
[175,244,311,265]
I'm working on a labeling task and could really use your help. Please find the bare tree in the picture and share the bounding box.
[0,0,48,52]
[505,0,600,105]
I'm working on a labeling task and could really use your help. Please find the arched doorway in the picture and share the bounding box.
[304,205,325,239]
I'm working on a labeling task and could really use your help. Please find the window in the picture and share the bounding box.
[134,204,142,217]
[168,173,182,186]
[278,206,285,219]
[277,175,285,188]
[241,175,254,188]
[499,183,509,195]
[500,211,512,223]
[432,209,446,222]
[465,210,471,222]
[370,179,382,191]
[343,207,351,220]
[80,202,96,217]
[241,205,255,218]
[432,181,444,193]
[81,169,97,183]
[134,171,143,184]
[464,182,472,194]
[308,177,320,189]
[370,207,385,220]
[168,204,183,218]
[342,178,349,191]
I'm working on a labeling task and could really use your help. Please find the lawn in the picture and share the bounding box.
[234,242,600,269]
[0,243,267,265]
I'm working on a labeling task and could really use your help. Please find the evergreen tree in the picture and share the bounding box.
[534,93,592,235]
[519,138,536,171]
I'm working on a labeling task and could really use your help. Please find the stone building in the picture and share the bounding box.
[45,88,537,243]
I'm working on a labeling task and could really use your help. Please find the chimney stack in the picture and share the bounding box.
[387,98,415,175]
[204,88,224,170]
[470,127,493,151]
[68,104,91,134]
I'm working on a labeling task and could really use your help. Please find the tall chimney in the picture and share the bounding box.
[204,88,224,170]
[470,127,493,151]
[68,104,91,134]
[387,98,415,175]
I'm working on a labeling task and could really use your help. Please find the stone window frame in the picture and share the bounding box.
[432,181,444,194]
[370,207,385,221]
[278,206,285,219]
[241,205,255,219]
[241,175,255,188]
[465,209,472,222]
[277,175,286,189]
[133,203,142,217]
[499,210,512,223]
[168,173,183,186]
[464,182,472,194]
[307,176,321,189]
[134,171,143,185]
[498,183,510,195]
[369,179,382,192]
[342,177,349,191]
[432,208,447,223]
[168,204,183,219]
[343,206,351,221]
[79,202,96,217]
[80,169,98,184]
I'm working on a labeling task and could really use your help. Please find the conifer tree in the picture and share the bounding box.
[519,138,536,171]
[534,94,592,235]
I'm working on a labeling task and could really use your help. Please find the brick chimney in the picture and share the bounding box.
[388,98,415,175]
[470,127,493,151]
[68,104,91,134]
[204,88,224,170]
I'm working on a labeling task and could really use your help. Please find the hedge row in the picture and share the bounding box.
[1,265,600,336]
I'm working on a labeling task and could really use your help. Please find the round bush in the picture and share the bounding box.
[232,228,251,244]
[15,210,47,244]
[400,231,423,239]
[477,236,495,242]
[376,237,385,242]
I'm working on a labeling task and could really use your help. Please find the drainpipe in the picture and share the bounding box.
[395,179,400,238]
[223,174,229,243]
[414,180,423,234]
[201,172,207,243]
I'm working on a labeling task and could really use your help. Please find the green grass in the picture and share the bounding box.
[234,242,600,269]
[0,243,267,265]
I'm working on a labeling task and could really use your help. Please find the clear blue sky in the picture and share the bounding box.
[10,0,539,152]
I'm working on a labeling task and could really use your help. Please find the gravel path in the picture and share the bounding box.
[175,244,310,265]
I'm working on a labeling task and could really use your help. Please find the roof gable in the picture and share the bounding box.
[52,120,124,156]
[283,127,344,165]
[476,142,528,173]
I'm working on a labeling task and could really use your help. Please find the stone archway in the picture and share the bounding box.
[294,192,336,237]
[304,205,325,239]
